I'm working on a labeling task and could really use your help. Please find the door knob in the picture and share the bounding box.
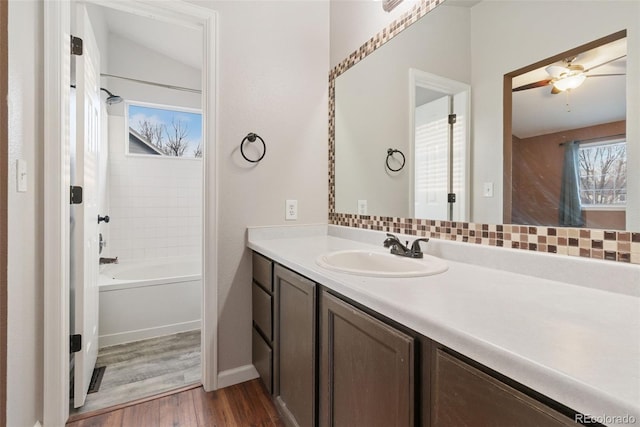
[98,215,110,224]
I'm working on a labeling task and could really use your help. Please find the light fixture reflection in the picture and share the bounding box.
[553,73,586,92]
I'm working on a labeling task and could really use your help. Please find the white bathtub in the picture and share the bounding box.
[98,258,202,347]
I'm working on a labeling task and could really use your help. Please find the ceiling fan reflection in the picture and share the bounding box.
[512,55,626,94]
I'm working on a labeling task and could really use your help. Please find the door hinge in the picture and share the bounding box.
[448,193,456,203]
[70,334,82,353]
[71,35,83,56]
[448,114,457,125]
[70,186,83,204]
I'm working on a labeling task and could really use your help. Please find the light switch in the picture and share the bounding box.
[17,160,27,192]
[285,199,298,220]
[357,200,368,215]
[483,182,494,198]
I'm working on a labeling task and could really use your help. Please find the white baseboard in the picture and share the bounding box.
[217,364,259,389]
[99,320,201,348]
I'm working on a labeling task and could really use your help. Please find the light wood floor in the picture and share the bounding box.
[66,379,284,427]
[71,330,201,415]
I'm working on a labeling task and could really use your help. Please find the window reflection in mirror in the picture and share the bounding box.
[506,31,627,230]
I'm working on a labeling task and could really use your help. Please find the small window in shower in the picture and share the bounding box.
[126,102,203,158]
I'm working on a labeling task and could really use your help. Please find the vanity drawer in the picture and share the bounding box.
[253,252,273,291]
[252,282,272,341]
[252,326,273,394]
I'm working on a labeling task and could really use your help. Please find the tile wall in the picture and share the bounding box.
[107,117,202,262]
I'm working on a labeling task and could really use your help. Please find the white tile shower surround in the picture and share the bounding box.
[107,116,202,262]
[247,224,640,427]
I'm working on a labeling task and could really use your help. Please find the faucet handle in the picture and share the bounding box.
[410,238,430,254]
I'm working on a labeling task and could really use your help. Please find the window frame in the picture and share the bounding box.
[124,100,203,160]
[577,137,626,210]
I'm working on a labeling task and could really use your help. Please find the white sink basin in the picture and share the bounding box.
[316,250,448,278]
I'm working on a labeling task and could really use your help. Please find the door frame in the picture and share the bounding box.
[43,1,218,425]
[408,68,471,221]
[0,0,8,425]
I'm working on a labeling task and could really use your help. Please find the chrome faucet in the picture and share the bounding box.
[99,256,118,265]
[383,233,429,258]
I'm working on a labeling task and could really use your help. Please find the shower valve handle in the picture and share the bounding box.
[98,215,110,224]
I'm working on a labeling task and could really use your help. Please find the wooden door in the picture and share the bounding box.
[320,291,414,427]
[274,265,316,427]
[72,3,101,408]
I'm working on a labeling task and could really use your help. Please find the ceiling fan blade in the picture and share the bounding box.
[585,73,626,77]
[512,79,552,92]
[584,55,627,72]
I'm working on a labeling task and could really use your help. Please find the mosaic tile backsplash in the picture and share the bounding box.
[327,0,639,266]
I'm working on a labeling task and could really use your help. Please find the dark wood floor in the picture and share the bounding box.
[66,379,284,427]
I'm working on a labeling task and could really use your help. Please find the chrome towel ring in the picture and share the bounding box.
[240,132,266,163]
[386,148,405,172]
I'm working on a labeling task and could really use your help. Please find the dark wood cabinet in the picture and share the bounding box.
[320,291,414,427]
[431,348,576,427]
[252,252,585,427]
[251,253,273,393]
[273,265,316,427]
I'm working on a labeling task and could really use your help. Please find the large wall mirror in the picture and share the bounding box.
[505,31,627,230]
[332,0,639,232]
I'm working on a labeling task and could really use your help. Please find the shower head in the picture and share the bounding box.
[100,87,123,105]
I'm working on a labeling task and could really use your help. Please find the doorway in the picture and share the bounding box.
[70,2,207,414]
[43,1,218,425]
[409,68,471,222]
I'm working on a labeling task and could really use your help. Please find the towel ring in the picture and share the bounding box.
[240,133,266,163]
[386,148,405,172]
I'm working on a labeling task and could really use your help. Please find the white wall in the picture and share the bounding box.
[105,33,201,115]
[6,1,44,426]
[330,0,421,67]
[334,4,470,217]
[193,0,329,372]
[470,0,640,227]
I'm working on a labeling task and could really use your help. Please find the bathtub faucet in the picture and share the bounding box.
[99,256,119,265]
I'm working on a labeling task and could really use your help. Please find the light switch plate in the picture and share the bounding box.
[285,199,298,220]
[17,159,27,192]
[357,200,368,215]
[483,182,494,198]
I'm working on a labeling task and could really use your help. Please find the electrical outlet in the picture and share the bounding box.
[357,200,367,215]
[483,182,494,198]
[285,199,298,220]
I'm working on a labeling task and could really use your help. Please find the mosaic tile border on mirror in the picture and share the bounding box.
[327,0,639,265]
[329,213,640,264]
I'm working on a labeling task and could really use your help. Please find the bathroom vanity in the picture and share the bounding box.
[248,225,639,427]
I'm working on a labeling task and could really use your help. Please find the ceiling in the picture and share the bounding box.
[511,37,626,139]
[87,4,203,70]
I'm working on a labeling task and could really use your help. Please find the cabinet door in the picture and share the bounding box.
[432,349,576,427]
[274,265,316,427]
[320,291,414,427]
